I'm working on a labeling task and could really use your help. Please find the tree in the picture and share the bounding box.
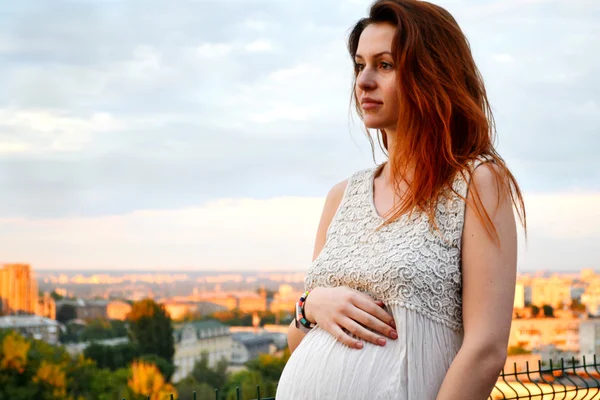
[508,346,532,356]
[570,299,587,313]
[127,360,177,400]
[531,305,540,317]
[89,367,130,400]
[175,376,215,400]
[222,369,275,400]
[80,318,127,341]
[84,342,141,370]
[245,349,291,382]
[127,299,175,363]
[139,354,175,383]
[50,291,64,301]
[56,304,77,324]
[543,304,555,318]
[191,352,229,391]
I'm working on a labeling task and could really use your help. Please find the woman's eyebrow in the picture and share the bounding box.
[354,51,393,59]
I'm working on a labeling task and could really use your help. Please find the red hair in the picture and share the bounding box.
[348,0,526,239]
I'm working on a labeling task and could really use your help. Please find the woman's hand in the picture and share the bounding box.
[303,286,398,349]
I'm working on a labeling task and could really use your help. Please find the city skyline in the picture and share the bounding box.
[0,0,598,271]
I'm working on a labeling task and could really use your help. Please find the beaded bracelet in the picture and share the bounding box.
[295,290,316,332]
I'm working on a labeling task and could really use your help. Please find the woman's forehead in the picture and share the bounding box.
[355,23,396,57]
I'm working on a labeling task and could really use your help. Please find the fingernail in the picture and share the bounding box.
[377,338,386,346]
[356,342,363,349]
[390,331,398,339]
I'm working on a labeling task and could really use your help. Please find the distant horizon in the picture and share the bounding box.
[30,266,598,274]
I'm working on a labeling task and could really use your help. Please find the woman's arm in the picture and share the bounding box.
[436,164,518,400]
[287,179,348,353]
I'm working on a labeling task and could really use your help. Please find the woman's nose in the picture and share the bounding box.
[357,69,376,91]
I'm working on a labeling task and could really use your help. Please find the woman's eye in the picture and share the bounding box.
[355,63,365,71]
[380,62,393,70]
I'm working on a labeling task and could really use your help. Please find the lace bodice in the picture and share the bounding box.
[304,164,474,332]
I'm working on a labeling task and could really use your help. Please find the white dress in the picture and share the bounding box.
[276,162,478,400]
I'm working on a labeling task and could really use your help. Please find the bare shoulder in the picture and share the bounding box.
[320,178,349,229]
[325,179,349,207]
[464,161,516,243]
[468,162,510,214]
[312,179,348,261]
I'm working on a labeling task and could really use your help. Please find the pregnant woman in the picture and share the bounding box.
[276,1,526,399]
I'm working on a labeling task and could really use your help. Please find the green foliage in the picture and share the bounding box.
[507,346,532,355]
[570,299,587,313]
[531,305,540,317]
[60,321,85,343]
[138,354,175,383]
[175,377,215,400]
[127,299,175,363]
[543,304,554,318]
[50,291,64,301]
[194,309,293,327]
[222,369,276,400]
[61,319,128,344]
[89,367,130,400]
[84,342,141,370]
[191,352,229,390]
[245,349,291,382]
[56,304,77,324]
[80,319,127,342]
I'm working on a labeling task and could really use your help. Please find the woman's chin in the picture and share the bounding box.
[363,121,386,130]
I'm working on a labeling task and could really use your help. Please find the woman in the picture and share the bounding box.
[276,0,526,399]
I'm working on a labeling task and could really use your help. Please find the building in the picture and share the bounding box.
[186,291,268,312]
[0,264,38,315]
[531,275,572,309]
[64,337,129,356]
[172,320,233,383]
[579,320,600,362]
[0,315,62,345]
[514,282,525,309]
[581,278,600,316]
[270,284,303,314]
[231,332,275,365]
[56,299,109,321]
[509,318,580,352]
[106,300,132,320]
[238,290,267,312]
[37,292,56,320]
[581,269,596,281]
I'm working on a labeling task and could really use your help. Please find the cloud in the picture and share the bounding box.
[0,192,597,272]
[0,197,325,270]
[244,39,274,53]
[0,0,597,270]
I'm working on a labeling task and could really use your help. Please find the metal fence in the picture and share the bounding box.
[491,355,600,400]
[131,355,600,400]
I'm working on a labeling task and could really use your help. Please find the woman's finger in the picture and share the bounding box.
[346,306,398,340]
[338,316,388,347]
[328,324,364,349]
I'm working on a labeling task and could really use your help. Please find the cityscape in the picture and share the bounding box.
[2,263,600,398]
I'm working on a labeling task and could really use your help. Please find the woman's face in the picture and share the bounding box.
[354,22,399,132]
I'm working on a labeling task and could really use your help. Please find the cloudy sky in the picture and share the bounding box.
[0,0,598,272]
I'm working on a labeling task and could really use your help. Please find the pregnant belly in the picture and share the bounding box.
[275,306,463,400]
[276,326,404,399]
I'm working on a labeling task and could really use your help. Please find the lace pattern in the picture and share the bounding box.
[304,165,475,332]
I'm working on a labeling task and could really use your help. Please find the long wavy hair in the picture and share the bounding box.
[348,0,526,240]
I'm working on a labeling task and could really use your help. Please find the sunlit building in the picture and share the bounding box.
[0,264,39,315]
[172,320,233,383]
[531,275,572,309]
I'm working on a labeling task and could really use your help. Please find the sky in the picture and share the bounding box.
[0,0,598,272]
